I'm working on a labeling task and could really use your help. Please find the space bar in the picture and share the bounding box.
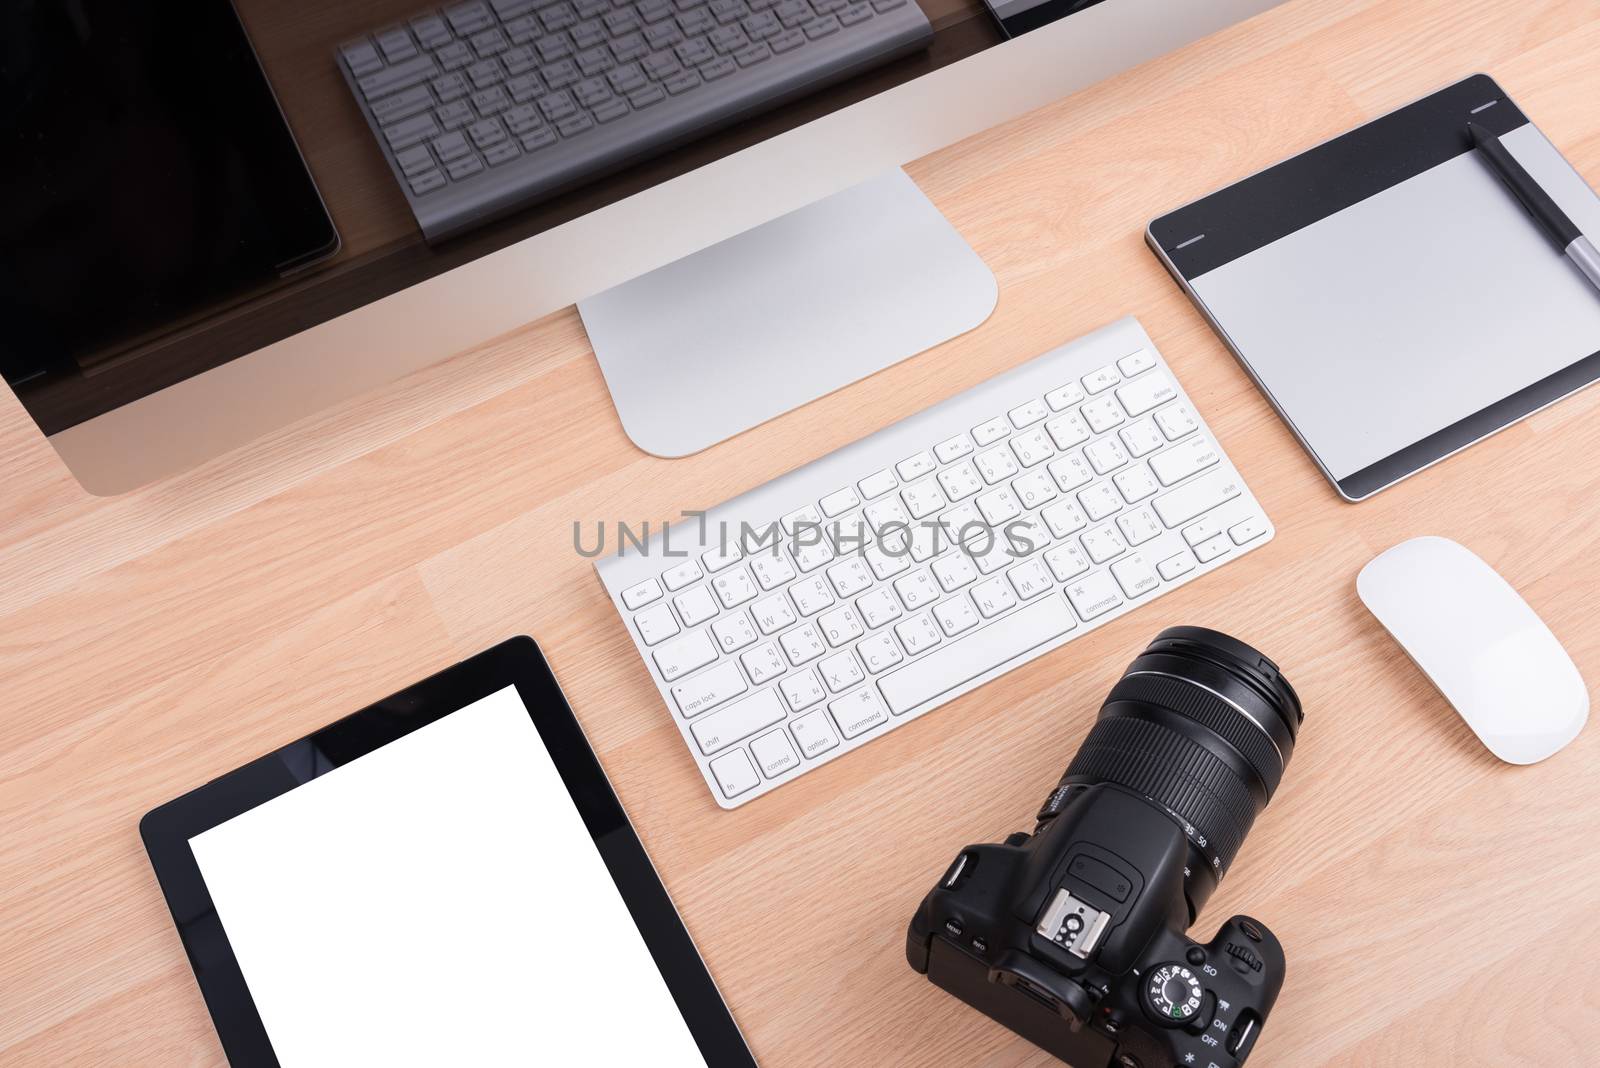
[878,597,1078,715]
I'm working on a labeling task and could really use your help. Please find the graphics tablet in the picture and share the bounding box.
[141,637,755,1067]
[1148,75,1600,500]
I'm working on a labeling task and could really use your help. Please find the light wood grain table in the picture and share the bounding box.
[5,0,1600,1063]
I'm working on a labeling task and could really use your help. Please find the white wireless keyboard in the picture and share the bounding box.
[595,317,1274,808]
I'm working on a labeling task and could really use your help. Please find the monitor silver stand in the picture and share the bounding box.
[579,168,997,458]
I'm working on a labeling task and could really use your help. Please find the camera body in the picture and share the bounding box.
[907,627,1301,1068]
[907,783,1284,1068]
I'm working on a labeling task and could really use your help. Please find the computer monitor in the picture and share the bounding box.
[6,0,1281,494]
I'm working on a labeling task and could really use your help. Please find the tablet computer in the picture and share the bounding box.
[141,637,756,1067]
[1147,74,1600,500]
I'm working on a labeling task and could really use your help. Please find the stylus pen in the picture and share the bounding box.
[1468,122,1600,294]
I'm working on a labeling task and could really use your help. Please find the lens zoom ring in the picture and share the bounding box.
[1063,716,1256,872]
[1107,673,1284,797]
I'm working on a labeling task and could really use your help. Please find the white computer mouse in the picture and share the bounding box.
[1356,536,1588,764]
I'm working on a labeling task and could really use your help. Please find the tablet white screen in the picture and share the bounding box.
[189,685,707,1067]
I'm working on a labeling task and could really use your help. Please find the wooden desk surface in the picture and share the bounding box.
[5,0,1600,1063]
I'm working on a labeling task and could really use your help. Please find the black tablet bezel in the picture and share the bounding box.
[1147,74,1600,501]
[140,636,756,1068]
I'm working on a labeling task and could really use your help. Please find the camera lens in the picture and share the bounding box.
[1049,627,1302,916]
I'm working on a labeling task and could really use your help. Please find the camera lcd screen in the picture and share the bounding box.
[175,676,713,1066]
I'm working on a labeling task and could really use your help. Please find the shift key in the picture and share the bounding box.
[1151,469,1241,527]
[691,688,785,754]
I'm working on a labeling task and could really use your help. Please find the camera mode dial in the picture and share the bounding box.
[1143,962,1204,1025]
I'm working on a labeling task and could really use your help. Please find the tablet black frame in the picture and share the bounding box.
[140,636,757,1068]
[1146,73,1600,501]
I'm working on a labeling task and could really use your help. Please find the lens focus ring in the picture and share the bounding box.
[1062,715,1256,877]
[1106,672,1286,799]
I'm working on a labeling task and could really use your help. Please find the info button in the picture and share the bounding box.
[1068,854,1132,902]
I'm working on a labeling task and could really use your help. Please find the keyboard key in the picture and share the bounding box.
[769,27,804,50]
[1085,437,1128,474]
[653,628,718,680]
[1009,398,1049,428]
[710,612,758,652]
[507,73,543,101]
[1045,382,1085,410]
[825,557,873,597]
[385,114,442,149]
[1113,464,1159,503]
[709,749,760,798]
[1082,364,1119,393]
[433,72,472,103]
[429,126,473,159]
[1116,372,1177,416]
[1151,470,1242,527]
[1048,454,1093,493]
[1041,499,1087,538]
[788,576,834,616]
[466,118,506,148]
[1008,559,1053,600]
[413,15,454,47]
[1115,506,1162,545]
[975,447,1018,484]
[1120,419,1165,458]
[879,597,1076,714]
[830,688,889,738]
[751,594,796,635]
[935,434,973,463]
[849,631,898,674]
[630,84,667,108]
[1009,427,1054,467]
[933,596,979,636]
[780,622,826,665]
[557,114,596,136]
[470,28,510,55]
[672,660,748,716]
[804,14,840,36]
[1078,482,1122,522]
[622,577,664,609]
[790,708,840,757]
[1157,552,1196,580]
[1045,411,1090,450]
[376,27,419,62]
[1111,553,1160,598]
[894,569,940,611]
[446,154,485,179]
[932,553,976,592]
[471,86,511,113]
[701,542,743,575]
[818,605,865,646]
[780,670,827,711]
[972,416,1010,446]
[1118,348,1156,376]
[538,34,575,61]
[976,487,1022,526]
[819,650,865,692]
[371,85,436,125]
[858,468,897,499]
[341,40,385,77]
[971,576,1016,618]
[544,58,582,86]
[749,554,796,591]
[515,125,555,150]
[674,585,720,626]
[1082,395,1125,433]
[445,1,497,34]
[741,642,787,684]
[713,567,758,607]
[1081,524,1125,564]
[503,103,543,133]
[394,144,435,177]
[751,730,799,778]
[468,59,505,89]
[664,70,702,94]
[1149,437,1220,485]
[1193,532,1231,563]
[692,687,785,753]
[702,56,737,79]
[630,601,675,642]
[1155,403,1199,440]
[360,55,440,99]
[1044,541,1089,582]
[407,168,446,194]
[503,45,539,73]
[1229,516,1268,545]
[839,3,872,25]
[1065,571,1122,620]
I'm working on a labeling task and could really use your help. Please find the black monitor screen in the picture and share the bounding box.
[0,1,338,387]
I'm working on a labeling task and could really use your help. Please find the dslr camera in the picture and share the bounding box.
[907,628,1302,1068]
